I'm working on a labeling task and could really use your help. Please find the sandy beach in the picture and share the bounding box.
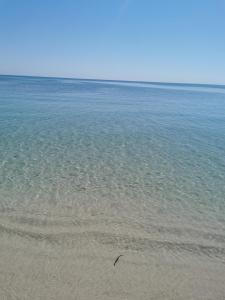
[1,0,225,296]
[1,209,225,300]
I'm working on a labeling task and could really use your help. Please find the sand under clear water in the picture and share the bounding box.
[0,75,225,299]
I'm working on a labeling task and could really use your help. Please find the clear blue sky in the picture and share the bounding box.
[0,0,225,84]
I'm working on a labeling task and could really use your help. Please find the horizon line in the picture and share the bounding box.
[0,73,225,88]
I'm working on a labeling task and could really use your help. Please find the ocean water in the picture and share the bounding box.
[1,75,225,251]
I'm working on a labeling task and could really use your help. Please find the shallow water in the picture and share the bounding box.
[1,75,225,254]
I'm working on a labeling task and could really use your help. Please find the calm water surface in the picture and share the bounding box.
[0,75,225,234]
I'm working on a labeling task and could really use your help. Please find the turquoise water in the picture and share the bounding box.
[1,75,225,231]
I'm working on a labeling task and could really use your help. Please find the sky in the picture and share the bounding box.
[0,0,225,84]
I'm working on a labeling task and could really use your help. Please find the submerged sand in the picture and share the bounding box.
[0,210,225,300]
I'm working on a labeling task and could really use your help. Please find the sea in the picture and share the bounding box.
[1,74,225,258]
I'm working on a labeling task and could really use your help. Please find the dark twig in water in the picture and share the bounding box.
[114,255,123,266]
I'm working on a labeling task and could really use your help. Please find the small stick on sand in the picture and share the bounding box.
[114,255,123,266]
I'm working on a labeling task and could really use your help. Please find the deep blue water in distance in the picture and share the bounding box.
[0,75,225,232]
